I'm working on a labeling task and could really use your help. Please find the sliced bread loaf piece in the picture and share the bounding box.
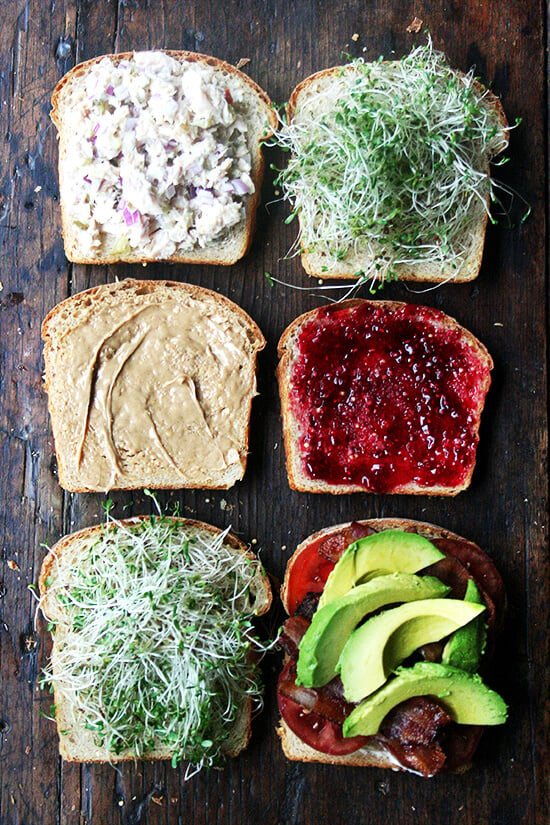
[279,44,508,283]
[42,279,265,492]
[39,516,271,765]
[51,50,277,264]
[277,518,506,774]
[277,300,493,495]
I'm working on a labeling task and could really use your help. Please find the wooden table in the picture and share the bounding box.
[0,1,547,823]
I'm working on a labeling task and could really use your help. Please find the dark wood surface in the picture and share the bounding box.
[0,1,547,823]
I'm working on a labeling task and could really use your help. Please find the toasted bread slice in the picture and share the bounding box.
[277,300,493,495]
[283,53,508,282]
[42,278,266,492]
[278,518,505,773]
[51,50,277,265]
[278,721,405,768]
[39,517,272,764]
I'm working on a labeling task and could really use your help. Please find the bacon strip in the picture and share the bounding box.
[279,615,310,659]
[293,591,320,621]
[380,736,447,777]
[380,697,451,745]
[278,661,355,726]
[317,522,376,562]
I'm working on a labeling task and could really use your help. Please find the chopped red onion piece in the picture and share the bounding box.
[231,179,251,195]
[123,206,141,226]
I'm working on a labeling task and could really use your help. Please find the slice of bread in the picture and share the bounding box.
[277,300,493,495]
[39,516,272,764]
[42,278,266,492]
[278,518,504,772]
[51,50,277,265]
[284,56,508,282]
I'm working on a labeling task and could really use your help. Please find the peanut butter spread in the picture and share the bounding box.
[61,293,257,490]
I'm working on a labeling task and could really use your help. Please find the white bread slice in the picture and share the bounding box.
[277,300,493,496]
[51,50,277,265]
[285,63,508,282]
[278,517,492,771]
[278,722,406,769]
[39,517,272,763]
[42,278,266,492]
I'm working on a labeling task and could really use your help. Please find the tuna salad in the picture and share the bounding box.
[61,52,257,257]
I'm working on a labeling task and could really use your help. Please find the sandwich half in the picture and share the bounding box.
[277,299,493,495]
[42,278,265,492]
[51,50,277,264]
[278,42,508,283]
[39,516,271,767]
[277,518,507,775]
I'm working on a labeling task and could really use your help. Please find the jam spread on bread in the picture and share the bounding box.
[289,302,491,493]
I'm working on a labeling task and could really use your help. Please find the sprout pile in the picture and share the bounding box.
[41,516,266,774]
[276,41,509,284]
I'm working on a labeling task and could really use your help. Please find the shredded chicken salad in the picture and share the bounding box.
[62,51,256,257]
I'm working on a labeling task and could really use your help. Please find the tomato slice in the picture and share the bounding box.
[284,536,336,615]
[278,690,369,756]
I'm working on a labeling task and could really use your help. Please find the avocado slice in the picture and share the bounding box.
[338,598,486,702]
[343,661,508,737]
[442,578,487,672]
[319,530,445,607]
[296,572,449,687]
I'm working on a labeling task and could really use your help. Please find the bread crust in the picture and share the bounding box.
[40,516,272,763]
[42,278,266,493]
[277,299,493,495]
[51,51,278,265]
[278,517,493,770]
[286,64,508,282]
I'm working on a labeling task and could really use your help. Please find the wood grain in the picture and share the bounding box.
[0,0,547,823]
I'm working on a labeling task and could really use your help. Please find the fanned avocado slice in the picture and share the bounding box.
[338,597,486,702]
[442,578,487,672]
[343,662,508,738]
[319,530,445,607]
[296,572,448,687]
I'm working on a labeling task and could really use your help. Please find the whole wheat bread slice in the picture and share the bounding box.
[278,517,499,772]
[51,50,277,265]
[39,517,272,764]
[42,279,266,492]
[277,300,493,495]
[285,62,508,282]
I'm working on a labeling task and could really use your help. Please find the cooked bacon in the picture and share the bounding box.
[380,736,447,777]
[294,591,320,620]
[434,537,505,634]
[440,725,483,772]
[279,615,310,659]
[380,697,451,745]
[423,554,471,600]
[278,662,355,725]
[321,675,348,703]
[424,549,498,644]
[317,522,376,562]
[417,640,445,662]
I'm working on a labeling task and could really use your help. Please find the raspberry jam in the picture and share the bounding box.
[290,301,491,493]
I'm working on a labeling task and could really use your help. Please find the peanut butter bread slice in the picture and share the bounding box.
[42,279,265,491]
